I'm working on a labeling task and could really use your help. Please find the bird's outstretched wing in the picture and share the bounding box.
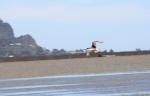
[93,41,103,43]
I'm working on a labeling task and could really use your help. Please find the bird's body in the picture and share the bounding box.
[85,41,103,56]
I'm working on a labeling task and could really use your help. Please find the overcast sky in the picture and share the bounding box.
[0,0,150,51]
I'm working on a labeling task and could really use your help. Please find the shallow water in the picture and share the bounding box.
[0,71,150,96]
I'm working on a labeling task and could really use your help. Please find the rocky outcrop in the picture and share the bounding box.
[0,19,49,57]
[0,20,14,47]
[15,35,36,46]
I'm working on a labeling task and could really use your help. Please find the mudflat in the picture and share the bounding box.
[0,55,150,78]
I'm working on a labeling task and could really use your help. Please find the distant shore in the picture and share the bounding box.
[0,50,150,62]
[0,54,150,79]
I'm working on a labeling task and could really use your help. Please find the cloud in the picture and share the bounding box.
[0,2,149,22]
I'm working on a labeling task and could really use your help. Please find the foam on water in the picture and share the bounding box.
[1,91,150,96]
[1,70,150,82]
[1,70,150,96]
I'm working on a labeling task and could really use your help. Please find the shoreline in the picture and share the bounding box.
[0,50,150,63]
[0,55,150,79]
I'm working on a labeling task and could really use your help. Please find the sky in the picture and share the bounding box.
[0,0,150,51]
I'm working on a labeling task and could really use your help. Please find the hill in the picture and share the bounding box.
[0,19,48,57]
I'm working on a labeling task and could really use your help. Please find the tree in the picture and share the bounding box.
[59,49,66,54]
[109,49,114,53]
[52,49,59,55]
[136,48,142,52]
[103,50,108,54]
[75,49,84,53]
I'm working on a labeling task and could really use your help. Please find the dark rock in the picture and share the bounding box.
[15,34,36,46]
[0,19,49,57]
[0,20,14,46]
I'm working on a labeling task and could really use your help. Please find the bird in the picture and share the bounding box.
[85,41,103,56]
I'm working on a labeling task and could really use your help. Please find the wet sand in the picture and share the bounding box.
[0,55,150,78]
